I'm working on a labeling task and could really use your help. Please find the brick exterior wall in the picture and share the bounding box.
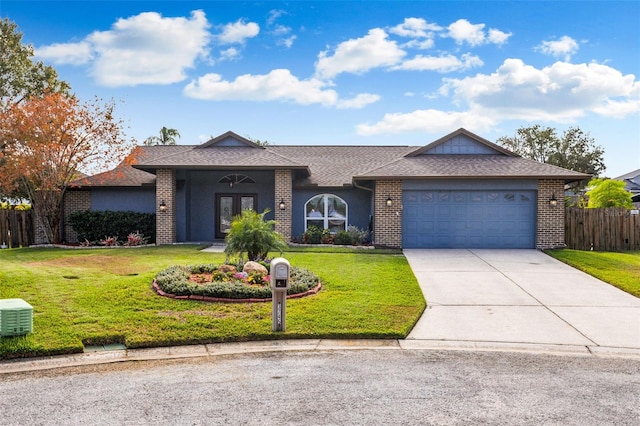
[63,190,91,243]
[536,179,565,249]
[374,180,402,248]
[156,169,176,245]
[274,169,292,241]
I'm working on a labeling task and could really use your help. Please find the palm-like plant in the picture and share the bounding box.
[143,127,181,146]
[224,209,287,261]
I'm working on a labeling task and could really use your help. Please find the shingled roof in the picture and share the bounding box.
[70,129,591,188]
[353,155,591,181]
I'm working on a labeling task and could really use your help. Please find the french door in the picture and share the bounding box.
[216,194,257,239]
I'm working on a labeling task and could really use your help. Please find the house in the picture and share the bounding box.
[614,169,640,207]
[63,128,590,249]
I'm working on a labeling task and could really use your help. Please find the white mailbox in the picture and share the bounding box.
[270,257,290,332]
[272,258,291,290]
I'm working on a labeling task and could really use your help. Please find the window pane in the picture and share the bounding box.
[240,196,254,211]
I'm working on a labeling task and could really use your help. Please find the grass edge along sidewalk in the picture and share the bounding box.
[546,249,640,298]
[0,245,425,360]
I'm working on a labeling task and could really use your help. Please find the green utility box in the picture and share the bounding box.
[0,298,33,337]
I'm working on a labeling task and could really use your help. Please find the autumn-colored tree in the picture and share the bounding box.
[0,93,135,243]
[143,126,181,145]
[1,18,70,203]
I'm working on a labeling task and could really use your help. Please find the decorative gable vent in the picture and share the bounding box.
[219,174,256,188]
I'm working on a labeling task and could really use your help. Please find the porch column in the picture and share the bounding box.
[274,169,292,241]
[536,179,565,249]
[156,169,176,245]
[374,180,402,248]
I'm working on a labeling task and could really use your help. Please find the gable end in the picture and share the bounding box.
[197,131,263,149]
[406,128,516,157]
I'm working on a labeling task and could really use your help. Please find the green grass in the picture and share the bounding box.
[0,246,425,359]
[546,249,640,297]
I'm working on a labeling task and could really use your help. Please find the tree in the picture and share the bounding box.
[143,126,181,145]
[0,18,70,110]
[1,18,70,203]
[585,179,633,209]
[224,209,287,261]
[497,125,605,183]
[0,93,135,243]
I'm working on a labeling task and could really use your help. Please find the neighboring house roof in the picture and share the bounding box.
[614,168,640,194]
[70,128,591,188]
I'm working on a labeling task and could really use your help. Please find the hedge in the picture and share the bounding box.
[69,210,156,243]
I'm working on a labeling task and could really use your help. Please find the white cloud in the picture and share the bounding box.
[356,109,496,135]
[357,58,639,136]
[393,53,483,73]
[488,28,512,45]
[402,38,436,50]
[315,28,406,80]
[183,69,337,105]
[278,35,297,48]
[184,69,380,109]
[447,19,486,46]
[536,36,580,61]
[447,19,511,46]
[219,47,240,61]
[272,24,291,36]
[440,59,639,121]
[40,10,211,86]
[337,93,381,109]
[218,19,260,45]
[389,17,441,38]
[35,41,93,65]
[267,9,286,26]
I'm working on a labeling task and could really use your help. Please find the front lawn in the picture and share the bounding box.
[546,249,640,297]
[0,246,425,359]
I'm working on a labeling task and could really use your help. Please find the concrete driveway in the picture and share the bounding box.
[404,249,640,354]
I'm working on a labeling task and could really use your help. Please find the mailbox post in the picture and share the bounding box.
[270,257,290,332]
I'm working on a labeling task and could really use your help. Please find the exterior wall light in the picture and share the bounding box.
[386,196,393,207]
[549,194,558,207]
[278,199,286,210]
[159,200,167,212]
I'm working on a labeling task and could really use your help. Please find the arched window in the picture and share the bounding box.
[305,194,347,233]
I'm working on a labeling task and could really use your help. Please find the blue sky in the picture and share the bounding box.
[2,0,639,177]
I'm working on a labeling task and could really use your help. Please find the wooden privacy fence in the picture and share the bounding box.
[0,210,33,248]
[565,207,640,251]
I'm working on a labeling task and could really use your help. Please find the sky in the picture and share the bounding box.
[2,0,639,177]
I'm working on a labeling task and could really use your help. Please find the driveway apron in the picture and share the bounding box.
[404,249,640,350]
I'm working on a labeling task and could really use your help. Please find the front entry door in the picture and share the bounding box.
[216,194,257,239]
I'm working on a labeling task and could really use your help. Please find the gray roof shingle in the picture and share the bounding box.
[71,129,591,188]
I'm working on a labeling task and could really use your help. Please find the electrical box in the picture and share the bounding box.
[0,298,33,337]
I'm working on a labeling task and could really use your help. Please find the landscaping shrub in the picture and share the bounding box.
[224,209,287,261]
[347,225,370,245]
[69,210,155,244]
[302,226,323,244]
[334,230,352,245]
[154,262,320,299]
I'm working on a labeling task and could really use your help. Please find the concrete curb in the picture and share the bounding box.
[2,339,639,374]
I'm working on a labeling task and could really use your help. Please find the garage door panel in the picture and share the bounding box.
[403,189,536,248]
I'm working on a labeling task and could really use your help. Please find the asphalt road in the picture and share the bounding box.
[1,350,638,425]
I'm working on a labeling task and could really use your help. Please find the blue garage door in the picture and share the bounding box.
[403,190,536,248]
